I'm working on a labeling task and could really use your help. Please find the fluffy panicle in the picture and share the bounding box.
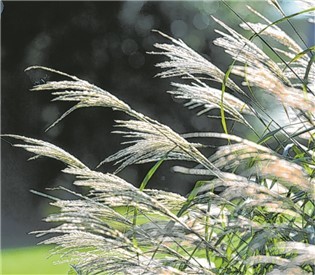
[241,6,304,55]
[193,174,300,219]
[283,60,315,90]
[257,159,313,195]
[150,30,245,95]
[144,189,186,211]
[100,120,196,169]
[2,134,87,169]
[61,167,188,225]
[212,17,291,86]
[36,230,185,274]
[284,108,315,141]
[31,165,211,274]
[34,199,189,274]
[207,136,313,195]
[277,242,315,265]
[239,6,314,93]
[232,64,315,113]
[247,242,315,273]
[168,81,253,126]
[25,66,132,131]
[178,132,313,196]
[100,119,222,177]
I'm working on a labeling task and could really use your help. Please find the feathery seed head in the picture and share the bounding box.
[169,81,253,125]
[26,66,132,131]
[212,16,291,85]
[2,134,87,169]
[232,64,315,113]
[150,30,245,95]
[100,119,201,172]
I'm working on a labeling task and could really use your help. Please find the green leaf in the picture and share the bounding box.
[221,64,235,135]
[139,156,166,191]
[177,180,207,218]
[132,152,169,246]
[287,46,315,65]
[257,124,283,145]
[303,53,315,93]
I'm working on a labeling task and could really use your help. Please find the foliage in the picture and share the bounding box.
[3,1,315,274]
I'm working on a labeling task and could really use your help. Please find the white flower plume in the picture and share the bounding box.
[150,30,245,95]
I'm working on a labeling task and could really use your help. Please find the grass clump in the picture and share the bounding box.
[3,1,315,274]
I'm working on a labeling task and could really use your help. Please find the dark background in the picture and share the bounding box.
[1,1,312,248]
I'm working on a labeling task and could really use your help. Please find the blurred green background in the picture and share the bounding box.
[1,246,68,274]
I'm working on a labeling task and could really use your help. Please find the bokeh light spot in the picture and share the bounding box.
[128,52,145,69]
[170,20,188,38]
[121,38,138,55]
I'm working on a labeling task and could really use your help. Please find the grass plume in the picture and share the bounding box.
[3,1,315,274]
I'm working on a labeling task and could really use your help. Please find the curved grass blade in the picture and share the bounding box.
[286,46,315,66]
[220,64,236,135]
[303,53,315,94]
[249,7,315,41]
[132,151,170,247]
[139,152,170,192]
